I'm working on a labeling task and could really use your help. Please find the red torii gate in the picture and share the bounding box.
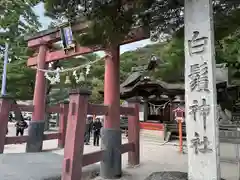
[24,21,149,178]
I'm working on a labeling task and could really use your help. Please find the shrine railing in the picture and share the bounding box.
[0,91,140,180]
[78,105,137,167]
[0,99,69,153]
[61,89,139,179]
[80,105,138,167]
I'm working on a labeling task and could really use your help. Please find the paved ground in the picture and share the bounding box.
[1,123,239,180]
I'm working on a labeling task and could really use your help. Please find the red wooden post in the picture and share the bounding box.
[32,44,47,121]
[0,98,11,153]
[101,47,122,178]
[127,102,140,166]
[58,102,69,148]
[61,89,91,180]
[26,43,47,152]
[103,47,120,129]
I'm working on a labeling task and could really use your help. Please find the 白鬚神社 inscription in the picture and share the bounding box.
[189,61,209,92]
[184,0,220,179]
[189,98,210,131]
[199,98,210,131]
[190,132,213,154]
[187,30,212,150]
[189,100,199,121]
[188,31,208,56]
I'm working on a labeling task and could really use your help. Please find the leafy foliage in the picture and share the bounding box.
[0,0,41,57]
[47,53,105,104]
[42,0,240,88]
[6,60,36,100]
[119,39,184,83]
[3,0,240,103]
[44,0,153,47]
[0,0,42,100]
[44,0,240,46]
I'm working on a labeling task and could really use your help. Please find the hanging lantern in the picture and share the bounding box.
[173,107,185,123]
[65,75,71,84]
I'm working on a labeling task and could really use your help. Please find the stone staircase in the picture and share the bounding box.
[140,129,165,143]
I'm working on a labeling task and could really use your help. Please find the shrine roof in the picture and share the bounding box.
[122,95,170,103]
[124,96,142,103]
[119,78,185,99]
[119,74,237,99]
[120,71,142,87]
[155,80,185,91]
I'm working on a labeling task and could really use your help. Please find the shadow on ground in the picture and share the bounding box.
[0,152,99,180]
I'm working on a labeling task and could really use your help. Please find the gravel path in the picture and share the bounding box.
[1,123,238,180]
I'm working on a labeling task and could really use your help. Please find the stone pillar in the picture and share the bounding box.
[100,46,122,179]
[26,44,47,152]
[184,0,220,179]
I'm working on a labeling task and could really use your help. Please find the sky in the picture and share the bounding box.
[33,2,154,54]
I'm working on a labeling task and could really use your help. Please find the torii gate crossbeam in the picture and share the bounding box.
[26,24,148,66]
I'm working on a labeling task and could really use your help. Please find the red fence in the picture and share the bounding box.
[61,90,139,180]
[0,100,69,153]
[139,122,164,131]
[0,91,139,180]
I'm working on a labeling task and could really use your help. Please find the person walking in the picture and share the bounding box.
[15,119,28,136]
[92,118,102,146]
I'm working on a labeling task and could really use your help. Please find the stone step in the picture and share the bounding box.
[140,129,164,142]
[219,130,240,138]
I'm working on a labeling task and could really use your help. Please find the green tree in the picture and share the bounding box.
[38,0,240,106]
[0,0,42,100]
[42,0,240,85]
[47,53,105,104]
[119,39,184,83]
[44,0,152,48]
[44,0,240,45]
[6,60,36,100]
[0,0,41,58]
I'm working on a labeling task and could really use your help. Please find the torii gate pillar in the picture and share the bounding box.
[100,46,122,179]
[26,43,47,152]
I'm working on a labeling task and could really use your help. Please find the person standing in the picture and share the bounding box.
[84,116,93,145]
[92,118,102,146]
[15,119,28,136]
[9,113,13,122]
